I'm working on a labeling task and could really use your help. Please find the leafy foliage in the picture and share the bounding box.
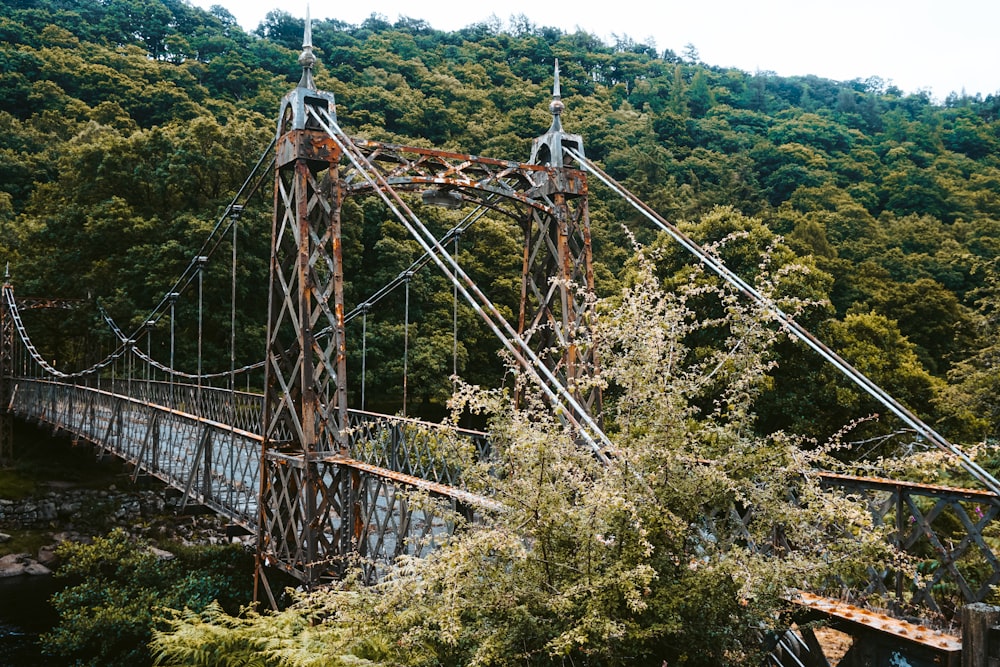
[41,529,254,667]
[150,233,901,666]
[3,0,1000,440]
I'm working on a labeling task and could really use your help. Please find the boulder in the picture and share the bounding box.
[0,553,30,578]
[37,544,60,568]
[23,561,52,576]
[148,546,175,561]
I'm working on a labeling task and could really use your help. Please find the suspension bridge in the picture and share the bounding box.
[2,17,1000,666]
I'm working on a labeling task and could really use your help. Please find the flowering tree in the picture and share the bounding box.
[152,212,901,667]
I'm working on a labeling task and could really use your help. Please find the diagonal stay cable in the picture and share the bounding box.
[567,146,1000,495]
[310,105,613,463]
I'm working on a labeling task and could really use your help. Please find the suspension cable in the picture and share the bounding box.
[196,255,206,413]
[230,207,239,394]
[361,305,369,411]
[566,147,1000,495]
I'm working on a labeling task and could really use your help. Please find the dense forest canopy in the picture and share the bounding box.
[3,0,1000,449]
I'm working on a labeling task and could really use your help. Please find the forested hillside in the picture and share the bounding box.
[3,0,1000,448]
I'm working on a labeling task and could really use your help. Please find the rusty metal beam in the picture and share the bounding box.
[792,591,961,665]
[14,297,85,311]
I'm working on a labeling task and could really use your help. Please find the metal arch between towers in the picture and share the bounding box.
[338,137,601,416]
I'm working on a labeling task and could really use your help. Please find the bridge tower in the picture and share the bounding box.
[255,20,605,598]
[0,265,12,466]
[522,61,601,417]
[256,16,348,597]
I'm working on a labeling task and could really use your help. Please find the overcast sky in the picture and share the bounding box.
[191,0,1000,101]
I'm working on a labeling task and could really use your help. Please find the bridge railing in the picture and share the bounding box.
[8,378,262,528]
[13,377,999,615]
[6,377,495,581]
[87,380,491,486]
[818,472,1000,620]
[345,410,490,487]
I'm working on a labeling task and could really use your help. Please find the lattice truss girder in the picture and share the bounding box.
[259,452,468,583]
[345,410,490,487]
[823,476,1000,614]
[342,138,586,218]
[266,146,346,455]
[9,379,261,527]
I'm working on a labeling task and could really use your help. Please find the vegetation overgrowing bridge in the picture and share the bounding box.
[4,12,1000,666]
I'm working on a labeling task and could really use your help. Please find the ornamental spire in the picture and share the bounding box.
[548,58,564,133]
[297,5,316,90]
[529,60,584,168]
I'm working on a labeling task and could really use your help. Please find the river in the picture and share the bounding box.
[0,574,66,666]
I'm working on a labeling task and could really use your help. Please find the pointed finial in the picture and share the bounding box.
[528,58,585,167]
[297,5,317,90]
[548,59,564,132]
[3,262,9,281]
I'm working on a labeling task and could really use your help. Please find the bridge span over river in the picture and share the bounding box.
[3,18,1000,667]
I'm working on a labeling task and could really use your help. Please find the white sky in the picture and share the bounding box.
[191,0,1000,101]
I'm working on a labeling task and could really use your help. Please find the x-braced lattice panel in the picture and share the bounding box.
[8,379,260,527]
[345,409,490,486]
[821,472,1000,619]
[259,451,481,584]
[265,131,347,456]
[520,194,600,415]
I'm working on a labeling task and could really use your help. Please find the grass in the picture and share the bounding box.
[0,469,37,500]
[0,528,54,559]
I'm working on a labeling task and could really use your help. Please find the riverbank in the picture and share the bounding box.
[0,423,246,665]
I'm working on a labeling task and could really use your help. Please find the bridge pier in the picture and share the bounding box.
[962,603,1000,667]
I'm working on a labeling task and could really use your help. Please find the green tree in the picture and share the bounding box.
[41,529,253,667]
[151,237,896,667]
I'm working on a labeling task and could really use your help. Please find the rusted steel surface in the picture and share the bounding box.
[13,297,85,310]
[343,137,586,218]
[820,472,1000,616]
[327,455,502,512]
[819,471,1000,500]
[791,591,962,666]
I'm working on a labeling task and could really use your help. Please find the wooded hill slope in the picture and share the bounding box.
[3,0,1000,450]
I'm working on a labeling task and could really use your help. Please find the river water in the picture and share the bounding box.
[0,574,65,666]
